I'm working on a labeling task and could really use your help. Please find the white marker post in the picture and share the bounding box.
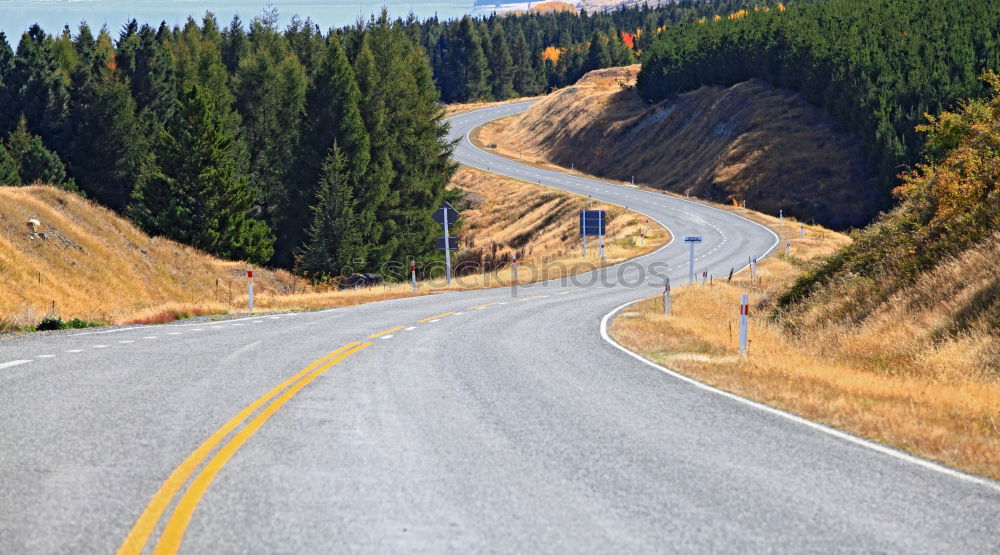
[411,259,417,292]
[512,252,518,282]
[443,209,452,286]
[247,266,254,313]
[751,257,757,282]
[739,294,749,356]
[779,209,783,224]
[702,270,708,286]
[663,278,671,315]
[785,241,791,256]
[644,218,649,238]
[800,224,805,239]
[599,235,605,260]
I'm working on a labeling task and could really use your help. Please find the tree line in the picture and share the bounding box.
[638,0,1000,216]
[0,9,453,279]
[405,0,786,103]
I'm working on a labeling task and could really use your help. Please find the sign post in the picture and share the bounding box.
[411,259,417,292]
[579,210,606,259]
[785,241,791,256]
[247,266,254,313]
[663,278,671,315]
[739,294,749,356]
[512,252,518,282]
[779,209,783,224]
[433,202,460,286]
[683,236,702,284]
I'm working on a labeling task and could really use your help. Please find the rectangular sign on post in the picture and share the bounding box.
[436,236,459,251]
[579,210,606,236]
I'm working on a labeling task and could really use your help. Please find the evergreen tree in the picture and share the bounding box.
[234,9,307,263]
[0,142,19,185]
[66,57,146,211]
[585,31,612,73]
[486,23,515,100]
[298,144,365,280]
[0,33,15,136]
[6,117,74,189]
[10,25,71,150]
[130,85,274,263]
[439,17,490,102]
[117,22,176,124]
[353,33,395,267]
[510,26,542,96]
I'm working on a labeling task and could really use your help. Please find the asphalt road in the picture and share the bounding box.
[1,102,998,553]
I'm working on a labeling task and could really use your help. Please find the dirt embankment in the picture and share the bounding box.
[486,65,877,229]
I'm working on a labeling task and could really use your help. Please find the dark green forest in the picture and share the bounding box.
[638,0,1000,216]
[0,10,453,276]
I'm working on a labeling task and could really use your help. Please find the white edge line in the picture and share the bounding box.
[598,298,1000,493]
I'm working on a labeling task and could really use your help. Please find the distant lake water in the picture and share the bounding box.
[0,0,475,37]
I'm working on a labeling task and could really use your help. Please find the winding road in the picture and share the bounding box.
[1,102,998,553]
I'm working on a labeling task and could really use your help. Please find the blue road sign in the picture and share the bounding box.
[684,235,703,242]
[579,210,606,236]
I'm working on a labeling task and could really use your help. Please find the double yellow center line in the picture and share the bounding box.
[118,341,371,555]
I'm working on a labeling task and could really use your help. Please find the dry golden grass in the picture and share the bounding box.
[484,65,875,229]
[0,171,666,330]
[610,214,1000,480]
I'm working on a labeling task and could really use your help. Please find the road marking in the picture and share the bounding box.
[93,345,109,349]
[143,337,157,340]
[427,319,441,323]
[149,342,372,553]
[119,342,364,555]
[36,354,56,358]
[368,326,405,339]
[468,301,500,310]
[404,326,416,331]
[65,349,83,353]
[191,329,204,332]
[167,332,181,335]
[380,335,395,340]
[453,312,464,315]
[0,360,32,370]
[557,289,583,295]
[120,340,135,344]
[599,299,1000,494]
[418,312,454,323]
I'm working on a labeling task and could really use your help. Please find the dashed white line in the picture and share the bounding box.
[380,335,395,340]
[143,336,157,340]
[66,349,83,353]
[36,355,56,358]
[427,319,441,323]
[119,340,135,344]
[404,326,416,331]
[167,332,181,335]
[93,345,109,349]
[0,360,32,370]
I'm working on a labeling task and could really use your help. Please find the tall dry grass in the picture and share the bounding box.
[610,213,1000,479]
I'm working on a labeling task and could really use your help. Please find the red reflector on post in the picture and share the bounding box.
[247,270,253,278]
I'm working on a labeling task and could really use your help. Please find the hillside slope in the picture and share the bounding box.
[485,65,876,228]
[0,169,665,329]
[0,186,306,328]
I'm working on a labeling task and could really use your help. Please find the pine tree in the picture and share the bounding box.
[6,116,74,189]
[117,22,177,124]
[353,34,395,267]
[0,142,18,185]
[10,25,71,151]
[486,23,515,100]
[0,33,15,137]
[233,10,307,265]
[510,26,542,96]
[298,145,365,280]
[130,86,274,263]
[66,56,146,211]
[586,30,612,73]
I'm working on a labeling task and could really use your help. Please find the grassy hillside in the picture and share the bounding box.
[777,72,1000,379]
[0,168,666,330]
[483,65,874,228]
